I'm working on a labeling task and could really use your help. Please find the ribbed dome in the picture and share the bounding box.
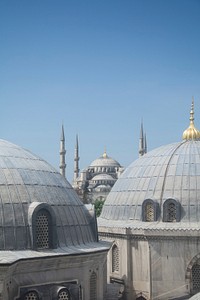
[0,139,96,250]
[100,139,200,225]
[182,125,200,140]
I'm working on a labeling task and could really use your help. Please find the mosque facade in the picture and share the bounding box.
[98,101,200,300]
[60,133,124,203]
[72,149,124,203]
[60,124,147,204]
[0,139,110,300]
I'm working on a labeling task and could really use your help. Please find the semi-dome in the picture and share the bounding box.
[0,139,96,250]
[89,150,120,168]
[91,173,115,181]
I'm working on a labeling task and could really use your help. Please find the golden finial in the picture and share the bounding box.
[103,146,107,158]
[182,98,200,140]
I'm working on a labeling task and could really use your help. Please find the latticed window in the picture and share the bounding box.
[58,289,71,300]
[145,202,154,221]
[112,244,119,272]
[24,291,39,300]
[142,199,157,222]
[167,202,176,222]
[36,209,51,249]
[163,199,180,222]
[192,263,200,292]
[90,271,97,300]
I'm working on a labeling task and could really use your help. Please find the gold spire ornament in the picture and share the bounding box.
[103,147,108,158]
[182,99,200,140]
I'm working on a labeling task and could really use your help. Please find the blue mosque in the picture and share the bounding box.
[60,123,147,204]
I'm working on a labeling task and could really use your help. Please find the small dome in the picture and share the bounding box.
[0,139,96,250]
[89,151,120,168]
[94,184,111,192]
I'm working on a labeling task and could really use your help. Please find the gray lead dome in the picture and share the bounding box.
[101,139,200,224]
[0,139,96,250]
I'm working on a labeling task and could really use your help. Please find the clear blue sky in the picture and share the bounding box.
[0,0,200,181]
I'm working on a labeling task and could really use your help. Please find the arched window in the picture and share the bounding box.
[28,202,57,250]
[192,263,200,294]
[163,199,181,222]
[57,288,71,300]
[112,244,119,272]
[142,199,157,221]
[23,291,39,300]
[90,271,97,300]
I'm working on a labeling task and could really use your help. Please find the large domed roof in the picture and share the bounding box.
[100,139,200,226]
[0,139,96,250]
[89,151,121,168]
[99,102,200,230]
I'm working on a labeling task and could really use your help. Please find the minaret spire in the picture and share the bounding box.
[103,146,108,158]
[139,121,147,157]
[60,124,66,178]
[74,134,80,181]
[139,121,145,157]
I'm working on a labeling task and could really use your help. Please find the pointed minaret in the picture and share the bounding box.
[74,134,80,181]
[139,121,145,157]
[60,125,66,178]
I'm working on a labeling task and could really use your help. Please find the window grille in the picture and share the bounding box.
[36,209,51,249]
[163,199,180,222]
[58,289,70,300]
[112,244,119,272]
[167,202,176,222]
[145,202,154,221]
[24,291,39,300]
[90,271,97,300]
[192,263,200,292]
